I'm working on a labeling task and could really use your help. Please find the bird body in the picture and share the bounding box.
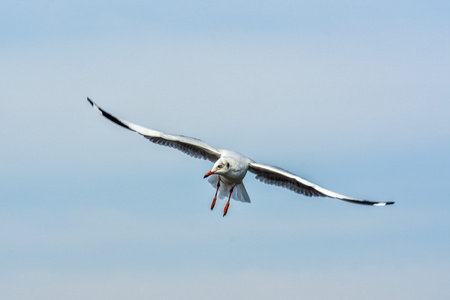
[205,150,253,209]
[87,98,394,216]
[211,150,252,182]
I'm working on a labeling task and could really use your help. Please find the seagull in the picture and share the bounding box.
[87,98,394,216]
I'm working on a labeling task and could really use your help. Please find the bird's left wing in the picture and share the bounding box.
[87,98,221,162]
[248,162,394,206]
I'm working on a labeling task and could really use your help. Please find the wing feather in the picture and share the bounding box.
[87,98,221,162]
[248,162,394,206]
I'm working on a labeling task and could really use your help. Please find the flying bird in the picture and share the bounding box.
[87,98,394,216]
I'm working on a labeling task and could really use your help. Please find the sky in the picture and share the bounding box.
[1,1,449,299]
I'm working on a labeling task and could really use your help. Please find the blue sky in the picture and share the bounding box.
[1,1,449,299]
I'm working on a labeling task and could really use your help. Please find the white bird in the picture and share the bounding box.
[87,98,394,216]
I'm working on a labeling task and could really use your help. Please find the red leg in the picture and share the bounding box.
[223,186,234,217]
[211,179,220,210]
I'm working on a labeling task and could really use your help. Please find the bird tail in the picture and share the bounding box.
[233,183,251,203]
[207,175,251,203]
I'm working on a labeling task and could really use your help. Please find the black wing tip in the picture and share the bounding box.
[341,198,395,206]
[86,97,133,132]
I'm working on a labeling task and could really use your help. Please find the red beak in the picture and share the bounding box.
[204,171,215,178]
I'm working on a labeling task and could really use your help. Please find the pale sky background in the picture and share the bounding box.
[1,1,449,299]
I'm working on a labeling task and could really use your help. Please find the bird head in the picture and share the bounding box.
[204,158,231,178]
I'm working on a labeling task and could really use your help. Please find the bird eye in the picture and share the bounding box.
[218,164,223,169]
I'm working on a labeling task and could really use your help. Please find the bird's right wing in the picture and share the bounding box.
[248,162,394,206]
[87,98,221,162]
